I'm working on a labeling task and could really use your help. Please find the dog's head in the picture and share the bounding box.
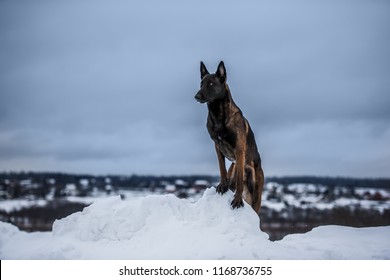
[195,61,227,103]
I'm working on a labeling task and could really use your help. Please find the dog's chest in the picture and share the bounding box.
[207,118,236,162]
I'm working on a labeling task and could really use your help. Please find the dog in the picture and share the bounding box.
[195,61,264,215]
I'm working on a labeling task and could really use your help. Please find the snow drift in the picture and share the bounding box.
[0,187,389,259]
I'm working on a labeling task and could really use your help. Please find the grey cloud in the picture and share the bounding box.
[1,0,389,177]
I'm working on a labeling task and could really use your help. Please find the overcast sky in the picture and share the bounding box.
[1,0,389,178]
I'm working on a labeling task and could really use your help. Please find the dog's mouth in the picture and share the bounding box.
[195,98,209,104]
[195,93,210,104]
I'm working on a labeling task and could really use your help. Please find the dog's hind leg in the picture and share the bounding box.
[252,164,264,214]
[243,165,255,210]
[227,163,236,192]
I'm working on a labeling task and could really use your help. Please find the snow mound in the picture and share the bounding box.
[1,187,389,259]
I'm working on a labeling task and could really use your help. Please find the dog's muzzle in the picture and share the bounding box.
[195,91,207,103]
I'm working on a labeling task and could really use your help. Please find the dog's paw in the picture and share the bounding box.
[231,198,244,209]
[216,182,228,194]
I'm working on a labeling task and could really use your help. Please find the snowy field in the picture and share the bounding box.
[0,187,389,260]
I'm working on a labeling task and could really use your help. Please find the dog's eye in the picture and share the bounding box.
[209,82,213,87]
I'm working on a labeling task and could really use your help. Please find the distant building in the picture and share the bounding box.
[174,179,188,189]
[64,184,78,196]
[193,180,210,192]
[165,184,176,193]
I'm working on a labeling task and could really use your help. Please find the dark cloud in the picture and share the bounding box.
[1,0,389,177]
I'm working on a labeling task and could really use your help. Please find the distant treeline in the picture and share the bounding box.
[0,171,218,190]
[1,171,389,189]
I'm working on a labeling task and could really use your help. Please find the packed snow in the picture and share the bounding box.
[0,187,389,259]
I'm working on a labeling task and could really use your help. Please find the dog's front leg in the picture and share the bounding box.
[215,144,229,194]
[231,138,245,209]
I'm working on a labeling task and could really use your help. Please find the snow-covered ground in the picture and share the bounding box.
[0,187,389,259]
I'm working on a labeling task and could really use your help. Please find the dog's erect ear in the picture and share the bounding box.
[200,61,209,79]
[216,61,226,82]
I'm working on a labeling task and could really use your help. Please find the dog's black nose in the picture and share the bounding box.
[195,92,202,102]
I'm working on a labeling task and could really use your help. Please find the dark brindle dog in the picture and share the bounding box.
[195,61,264,214]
